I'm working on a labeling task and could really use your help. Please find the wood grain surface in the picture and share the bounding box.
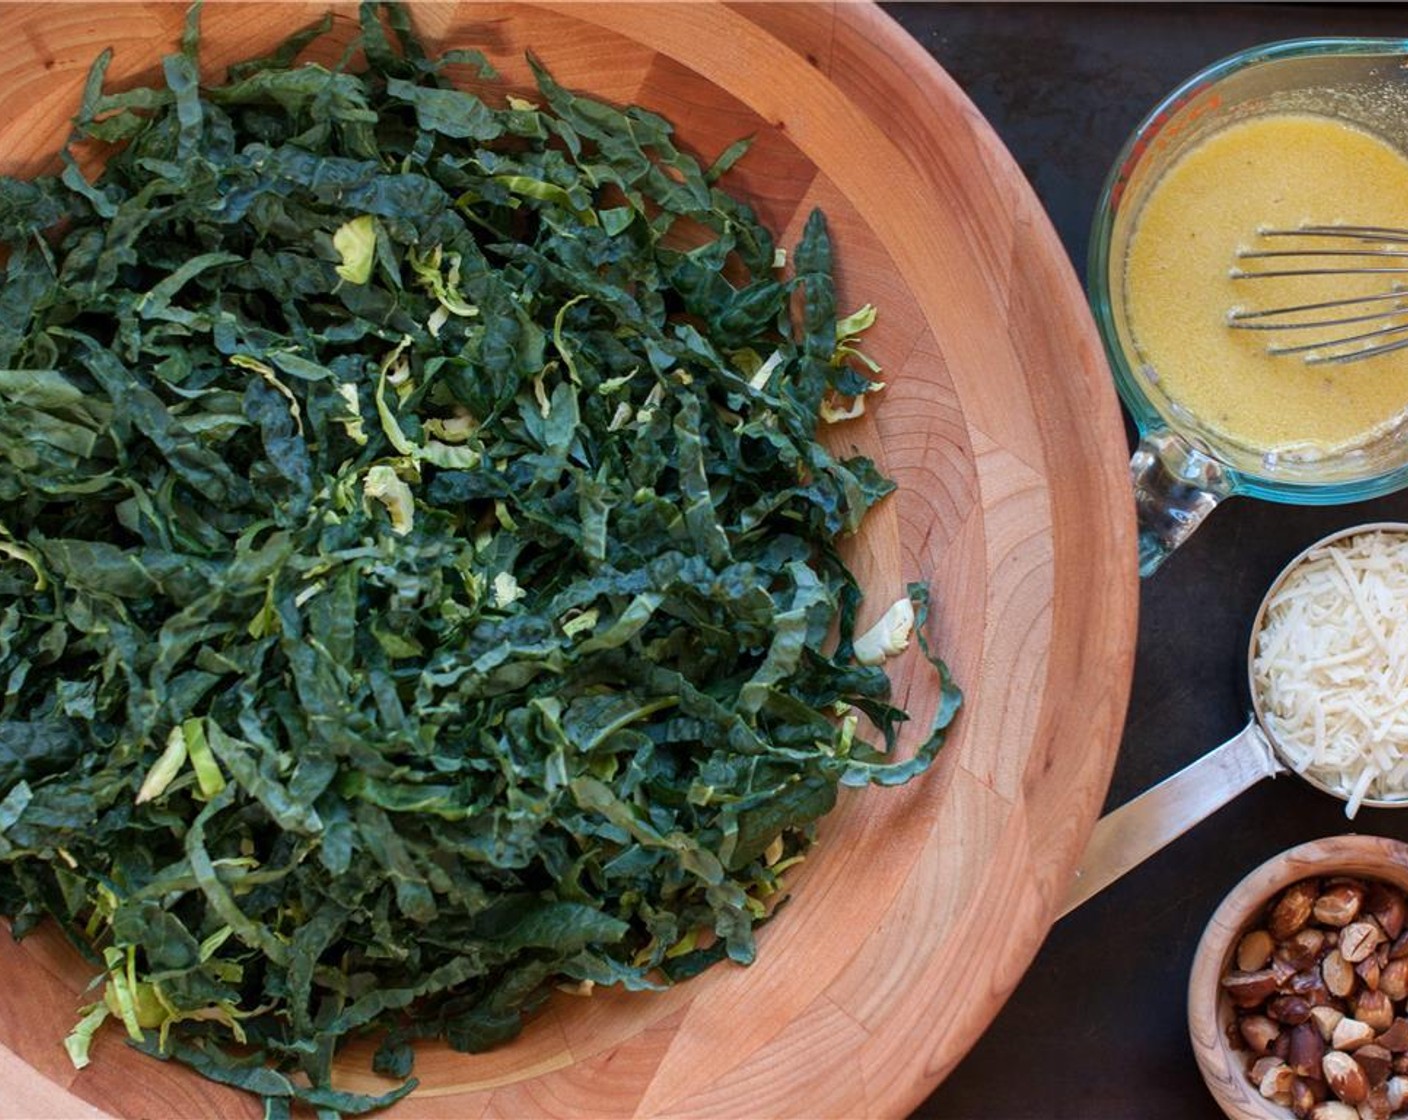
[0,2,1138,1116]
[1188,836,1408,1120]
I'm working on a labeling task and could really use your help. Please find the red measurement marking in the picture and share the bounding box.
[1109,86,1221,210]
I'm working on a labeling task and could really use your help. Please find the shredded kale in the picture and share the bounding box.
[0,3,961,1113]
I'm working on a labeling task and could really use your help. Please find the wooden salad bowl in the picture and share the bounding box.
[0,3,1138,1117]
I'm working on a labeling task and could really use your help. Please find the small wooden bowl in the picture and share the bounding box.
[1189,835,1408,1119]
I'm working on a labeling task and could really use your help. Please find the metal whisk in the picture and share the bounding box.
[1228,225,1408,364]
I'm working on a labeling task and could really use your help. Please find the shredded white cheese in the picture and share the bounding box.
[1253,530,1408,817]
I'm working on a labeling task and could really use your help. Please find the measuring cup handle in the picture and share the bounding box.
[1132,427,1237,577]
[1058,720,1281,918]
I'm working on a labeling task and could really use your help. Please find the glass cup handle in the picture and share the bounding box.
[1131,426,1237,577]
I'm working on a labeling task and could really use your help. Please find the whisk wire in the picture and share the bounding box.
[1229,289,1408,324]
[1230,223,1408,363]
[1262,225,1408,243]
[1239,249,1408,259]
[1267,321,1408,357]
[1297,333,1408,366]
[1231,266,1408,280]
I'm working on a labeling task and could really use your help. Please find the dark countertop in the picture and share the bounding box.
[880,5,1408,1120]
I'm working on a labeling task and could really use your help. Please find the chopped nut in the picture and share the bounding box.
[1242,1014,1283,1053]
[1360,1084,1392,1120]
[1323,1050,1370,1105]
[1279,957,1309,988]
[1380,959,1408,1002]
[1292,1074,1328,1119]
[1240,928,1277,971]
[1300,927,1330,959]
[1253,1054,1287,1081]
[1358,954,1383,993]
[1386,1075,1408,1110]
[1390,930,1408,962]
[1311,1005,1346,1042]
[1357,990,1396,1033]
[1290,1021,1328,1078]
[1356,1044,1393,1088]
[1272,995,1315,1026]
[1317,883,1367,927]
[1378,1018,1408,1053]
[1334,1017,1378,1052]
[1224,968,1282,1007]
[1326,950,1360,998]
[1395,1054,1408,1076]
[1259,1058,1295,1104]
[1342,921,1386,964]
[1274,881,1323,941]
[1290,969,1335,1006]
[1309,1102,1359,1120]
[1284,929,1331,972]
[1367,884,1408,941]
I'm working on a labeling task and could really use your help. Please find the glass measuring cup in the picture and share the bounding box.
[1089,39,1408,577]
[1061,521,1408,918]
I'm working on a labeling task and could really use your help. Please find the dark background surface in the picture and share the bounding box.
[878,5,1408,1120]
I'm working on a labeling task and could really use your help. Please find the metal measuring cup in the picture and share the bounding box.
[1062,521,1408,918]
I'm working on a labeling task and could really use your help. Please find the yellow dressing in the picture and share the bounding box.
[1125,113,1408,458]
